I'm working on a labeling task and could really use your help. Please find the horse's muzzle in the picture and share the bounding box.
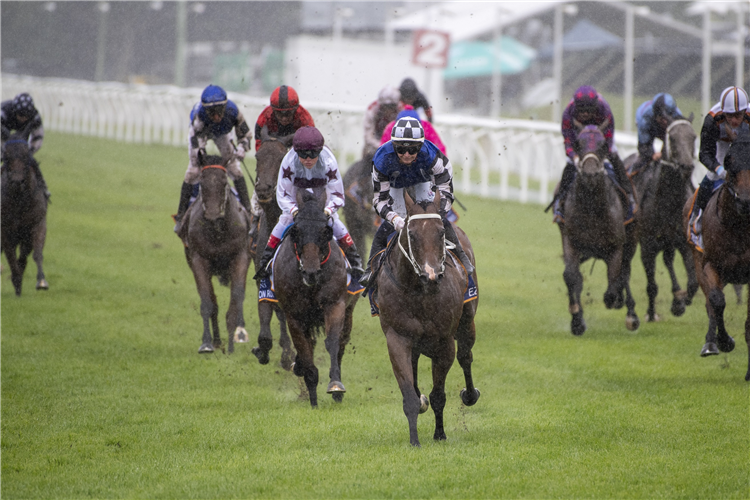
[419,272,443,293]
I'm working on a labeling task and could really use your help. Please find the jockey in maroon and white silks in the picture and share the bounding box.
[362,85,400,158]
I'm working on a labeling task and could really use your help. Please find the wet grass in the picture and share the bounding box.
[2,132,747,498]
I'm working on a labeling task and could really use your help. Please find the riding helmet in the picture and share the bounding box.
[719,86,749,114]
[293,126,324,152]
[399,78,419,101]
[573,85,598,110]
[12,93,36,118]
[378,85,400,106]
[391,117,424,142]
[271,85,299,111]
[652,93,677,118]
[201,85,227,107]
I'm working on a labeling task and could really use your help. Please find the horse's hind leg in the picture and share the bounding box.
[709,288,734,353]
[456,311,481,407]
[276,308,294,371]
[677,238,699,305]
[744,295,750,381]
[3,245,24,296]
[210,286,221,349]
[32,219,48,290]
[411,350,429,413]
[324,301,347,399]
[641,245,660,321]
[662,246,688,317]
[253,301,275,365]
[429,339,455,442]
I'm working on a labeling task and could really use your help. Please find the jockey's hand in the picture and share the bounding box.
[235,145,246,161]
[573,155,580,167]
[652,151,662,161]
[392,216,405,232]
[291,207,299,219]
[716,165,726,179]
[324,207,332,218]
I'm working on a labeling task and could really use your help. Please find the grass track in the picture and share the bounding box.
[2,133,748,499]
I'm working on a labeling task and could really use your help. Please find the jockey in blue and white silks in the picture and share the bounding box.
[632,93,684,173]
[1,93,50,198]
[174,85,253,230]
[358,116,474,288]
[253,126,364,280]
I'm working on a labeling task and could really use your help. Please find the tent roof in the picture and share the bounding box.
[386,2,558,42]
[538,19,621,58]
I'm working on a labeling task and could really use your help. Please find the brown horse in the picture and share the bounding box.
[558,124,640,335]
[180,154,251,354]
[683,131,750,380]
[342,153,377,253]
[1,135,49,296]
[250,134,294,369]
[627,119,698,321]
[272,188,359,407]
[374,191,479,447]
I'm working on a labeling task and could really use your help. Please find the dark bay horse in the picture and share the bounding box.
[1,135,49,296]
[627,119,699,321]
[557,123,640,335]
[683,131,750,380]
[180,155,251,354]
[250,135,293,370]
[272,188,359,407]
[374,191,479,447]
[342,154,377,253]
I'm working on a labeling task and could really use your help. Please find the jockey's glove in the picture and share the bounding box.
[392,216,405,232]
[235,145,246,161]
[324,207,332,218]
[716,165,726,179]
[291,207,299,219]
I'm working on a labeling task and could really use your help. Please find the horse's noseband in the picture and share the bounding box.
[200,165,229,220]
[577,153,605,174]
[398,213,450,277]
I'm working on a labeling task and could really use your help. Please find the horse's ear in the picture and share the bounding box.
[260,126,271,142]
[598,118,610,133]
[295,189,306,208]
[280,133,295,149]
[433,189,441,212]
[573,119,584,132]
[688,112,694,124]
[312,187,327,210]
[404,190,415,213]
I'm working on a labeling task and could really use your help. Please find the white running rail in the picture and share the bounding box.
[3,74,642,205]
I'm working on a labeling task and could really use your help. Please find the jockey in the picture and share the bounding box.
[632,93,685,173]
[362,85,400,159]
[250,85,315,236]
[253,126,365,280]
[688,86,750,231]
[380,105,447,154]
[1,93,50,199]
[556,85,633,213]
[358,117,474,288]
[174,84,253,229]
[399,78,433,123]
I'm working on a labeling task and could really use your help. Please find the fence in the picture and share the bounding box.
[3,74,651,205]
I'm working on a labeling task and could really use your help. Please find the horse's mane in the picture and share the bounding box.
[200,154,224,167]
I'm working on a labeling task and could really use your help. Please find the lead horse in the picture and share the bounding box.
[250,134,294,369]
[557,123,640,335]
[374,191,479,447]
[272,188,359,407]
[180,154,251,354]
[1,135,49,295]
[684,130,750,380]
[627,118,699,321]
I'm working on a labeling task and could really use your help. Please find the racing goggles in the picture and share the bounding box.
[296,149,322,159]
[393,142,422,155]
[273,108,296,119]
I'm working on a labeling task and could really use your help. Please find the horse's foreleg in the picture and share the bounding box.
[287,316,318,408]
[744,295,750,381]
[699,263,733,356]
[276,308,294,371]
[254,300,275,364]
[456,310,480,407]
[385,328,420,446]
[411,350,430,413]
[620,236,640,331]
[226,256,249,355]
[662,246,687,317]
[604,247,624,310]
[562,238,585,336]
[191,257,216,353]
[3,244,24,296]
[677,238,700,305]
[641,245,659,321]
[430,338,455,442]
[32,219,48,290]
[324,301,347,399]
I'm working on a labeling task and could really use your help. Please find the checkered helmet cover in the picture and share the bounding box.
[391,117,424,142]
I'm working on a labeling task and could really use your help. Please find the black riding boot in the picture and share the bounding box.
[557,162,577,206]
[174,182,194,232]
[253,244,277,280]
[443,218,475,275]
[340,241,365,281]
[688,176,716,232]
[233,176,252,213]
[610,154,634,199]
[31,162,50,200]
[359,222,392,288]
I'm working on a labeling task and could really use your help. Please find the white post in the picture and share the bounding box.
[491,8,502,118]
[702,9,712,115]
[174,0,187,87]
[737,5,745,88]
[624,5,634,132]
[553,4,563,123]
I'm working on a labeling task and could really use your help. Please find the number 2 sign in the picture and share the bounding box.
[412,30,450,69]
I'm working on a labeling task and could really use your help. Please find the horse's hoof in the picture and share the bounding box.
[280,350,294,371]
[326,381,346,394]
[36,279,49,290]
[571,315,586,336]
[700,342,719,357]
[419,394,430,414]
[433,430,447,441]
[460,388,480,406]
[645,312,661,322]
[670,301,686,317]
[251,346,270,365]
[234,327,248,343]
[292,362,304,377]
[198,343,214,354]
[332,392,344,403]
[626,314,640,332]
[717,335,735,353]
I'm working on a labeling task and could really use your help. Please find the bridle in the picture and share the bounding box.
[661,119,693,169]
[577,153,605,174]
[201,164,228,219]
[398,213,453,276]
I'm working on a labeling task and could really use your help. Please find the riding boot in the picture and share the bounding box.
[233,176,252,214]
[443,218,475,275]
[689,176,716,233]
[610,153,635,207]
[31,162,51,200]
[174,182,194,233]
[253,243,277,280]
[359,222,392,288]
[339,239,365,281]
[556,162,577,211]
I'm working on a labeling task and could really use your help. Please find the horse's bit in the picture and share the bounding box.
[577,153,605,174]
[397,213,453,276]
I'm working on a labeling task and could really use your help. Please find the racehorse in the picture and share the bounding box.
[557,123,640,335]
[342,154,377,253]
[272,188,359,407]
[180,154,251,354]
[250,134,294,370]
[374,191,480,447]
[1,135,49,296]
[683,130,750,380]
[627,118,698,321]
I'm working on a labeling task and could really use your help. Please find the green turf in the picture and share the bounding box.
[2,132,748,499]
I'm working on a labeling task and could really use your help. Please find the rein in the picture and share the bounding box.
[397,213,453,276]
[293,241,332,267]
